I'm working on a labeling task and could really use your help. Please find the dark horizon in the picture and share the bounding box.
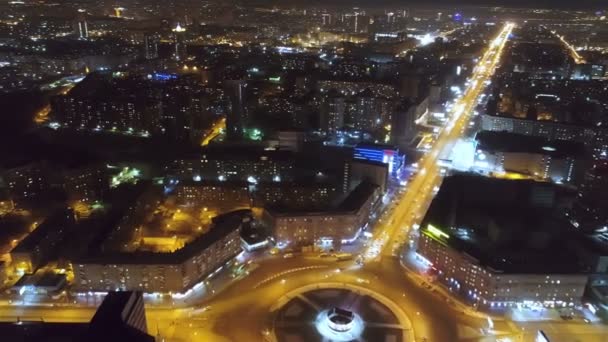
[248,0,606,10]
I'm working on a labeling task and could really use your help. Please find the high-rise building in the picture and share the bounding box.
[321,92,345,132]
[399,74,421,100]
[76,19,89,39]
[354,14,370,33]
[75,9,88,39]
[352,89,378,131]
[390,99,418,149]
[223,80,247,140]
[50,73,153,134]
[143,33,159,59]
[172,23,187,61]
[87,291,150,339]
[322,13,332,26]
[429,82,442,106]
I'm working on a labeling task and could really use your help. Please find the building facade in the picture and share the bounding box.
[73,211,247,293]
[63,165,108,204]
[169,149,295,183]
[481,114,608,158]
[417,225,588,308]
[175,181,250,208]
[253,182,338,208]
[263,182,380,246]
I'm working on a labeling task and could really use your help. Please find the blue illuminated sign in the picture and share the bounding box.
[354,144,404,175]
[152,73,177,81]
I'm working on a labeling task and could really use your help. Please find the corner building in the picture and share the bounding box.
[73,211,247,293]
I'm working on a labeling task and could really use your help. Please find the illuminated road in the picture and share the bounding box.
[363,23,515,262]
[201,117,226,146]
[156,256,516,342]
[34,105,52,124]
[548,28,585,64]
[34,83,76,124]
[558,34,585,64]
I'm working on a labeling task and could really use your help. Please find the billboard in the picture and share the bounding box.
[354,144,404,174]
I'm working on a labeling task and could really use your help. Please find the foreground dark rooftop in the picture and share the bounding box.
[475,130,586,158]
[421,174,587,274]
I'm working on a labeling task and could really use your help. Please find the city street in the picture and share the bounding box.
[362,23,514,263]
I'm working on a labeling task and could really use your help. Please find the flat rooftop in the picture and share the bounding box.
[76,210,250,265]
[421,174,585,274]
[475,130,586,158]
[182,144,296,162]
[267,181,378,216]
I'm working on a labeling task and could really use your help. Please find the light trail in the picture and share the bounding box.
[201,117,226,146]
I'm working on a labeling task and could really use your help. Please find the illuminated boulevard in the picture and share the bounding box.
[547,27,586,64]
[362,24,514,263]
[1,23,606,342]
[201,117,226,146]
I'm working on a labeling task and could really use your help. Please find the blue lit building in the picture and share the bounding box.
[353,143,404,175]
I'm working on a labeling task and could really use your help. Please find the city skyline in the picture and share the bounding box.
[0,2,607,341]
[254,0,605,10]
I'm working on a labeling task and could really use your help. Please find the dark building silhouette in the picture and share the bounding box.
[224,80,247,140]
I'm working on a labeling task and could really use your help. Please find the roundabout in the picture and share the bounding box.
[272,285,410,342]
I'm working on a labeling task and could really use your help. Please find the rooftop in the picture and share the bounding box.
[475,131,586,158]
[76,210,250,265]
[193,144,296,162]
[267,181,378,216]
[421,174,585,274]
[11,209,75,254]
[354,142,399,152]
